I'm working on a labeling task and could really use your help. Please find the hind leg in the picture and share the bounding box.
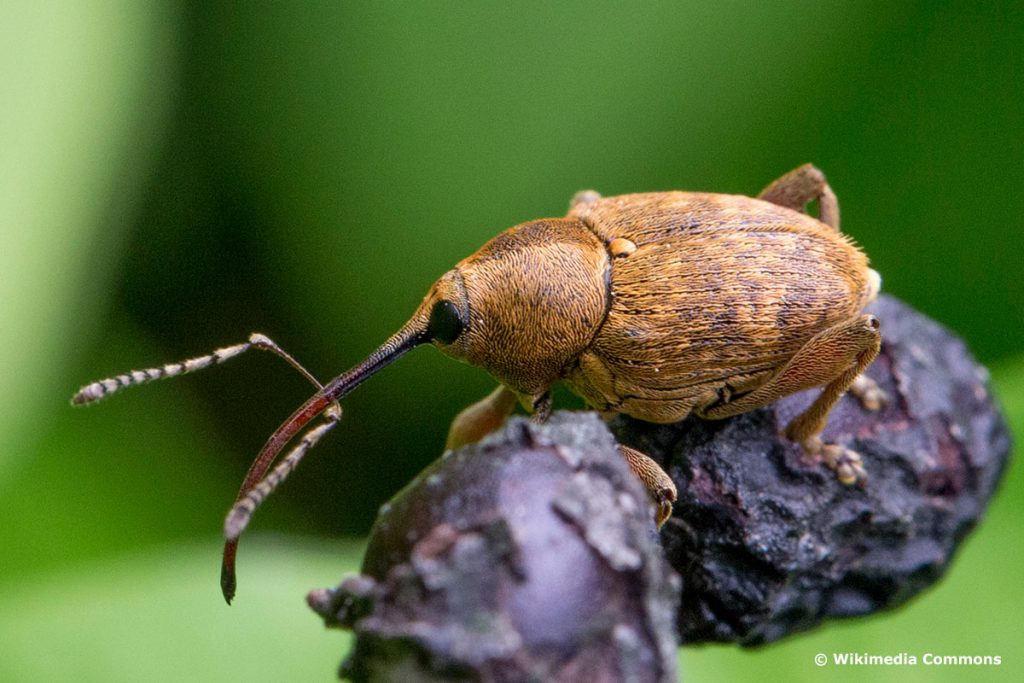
[699,314,881,485]
[850,373,888,411]
[784,358,878,486]
[758,163,840,230]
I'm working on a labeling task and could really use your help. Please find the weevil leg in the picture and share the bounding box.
[445,384,519,450]
[784,361,876,487]
[699,314,881,485]
[850,373,888,411]
[618,444,677,527]
[530,391,553,423]
[698,315,881,420]
[758,163,840,231]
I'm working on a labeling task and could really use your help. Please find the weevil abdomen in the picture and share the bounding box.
[566,192,877,422]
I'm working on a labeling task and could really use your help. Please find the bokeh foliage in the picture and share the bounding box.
[1,1,1019,681]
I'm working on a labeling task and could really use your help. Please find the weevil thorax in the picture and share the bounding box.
[413,218,609,406]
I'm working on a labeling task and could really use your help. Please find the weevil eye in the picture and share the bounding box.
[429,299,466,344]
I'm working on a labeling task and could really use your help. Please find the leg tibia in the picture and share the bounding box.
[783,318,881,487]
[783,319,881,443]
[698,314,881,487]
[700,314,881,421]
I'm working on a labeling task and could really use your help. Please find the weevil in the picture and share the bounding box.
[73,164,886,603]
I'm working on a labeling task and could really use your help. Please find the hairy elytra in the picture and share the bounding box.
[73,164,884,602]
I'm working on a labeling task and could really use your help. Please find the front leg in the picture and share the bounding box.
[446,385,518,450]
[445,386,554,451]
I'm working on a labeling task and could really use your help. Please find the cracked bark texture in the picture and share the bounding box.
[310,294,1010,677]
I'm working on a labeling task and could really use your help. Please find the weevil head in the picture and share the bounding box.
[414,218,610,405]
[215,218,611,601]
[217,217,610,601]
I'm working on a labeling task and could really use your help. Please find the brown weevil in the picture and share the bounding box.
[73,164,885,603]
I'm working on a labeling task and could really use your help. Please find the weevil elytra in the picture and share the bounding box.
[73,164,885,603]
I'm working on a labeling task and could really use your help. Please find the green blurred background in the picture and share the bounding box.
[1,2,1021,681]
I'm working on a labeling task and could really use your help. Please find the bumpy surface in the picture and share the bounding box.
[614,294,1011,644]
[309,413,681,683]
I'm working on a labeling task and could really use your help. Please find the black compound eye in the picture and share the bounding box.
[429,299,465,344]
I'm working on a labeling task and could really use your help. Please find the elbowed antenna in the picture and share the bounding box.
[220,315,431,604]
